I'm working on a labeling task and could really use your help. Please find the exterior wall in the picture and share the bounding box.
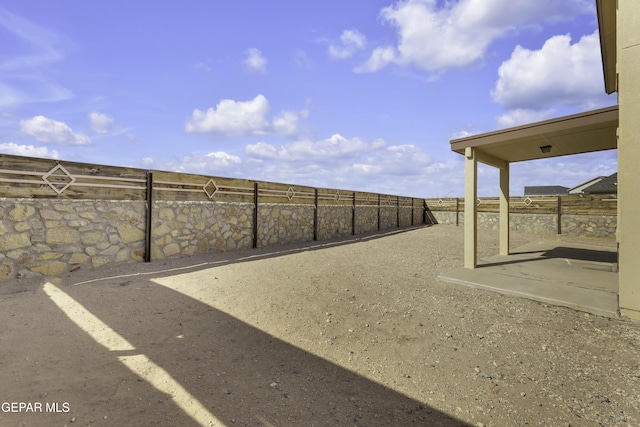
[399,207,413,227]
[257,204,315,248]
[430,211,616,238]
[618,0,640,320]
[0,199,146,281]
[354,206,379,234]
[379,206,397,229]
[317,205,353,240]
[152,201,254,260]
[0,155,427,284]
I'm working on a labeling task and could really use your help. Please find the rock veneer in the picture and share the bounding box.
[0,196,426,283]
[0,199,146,281]
[431,211,617,238]
[151,201,253,259]
[257,204,315,247]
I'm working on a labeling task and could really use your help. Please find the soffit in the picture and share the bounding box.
[597,0,617,94]
[450,106,618,165]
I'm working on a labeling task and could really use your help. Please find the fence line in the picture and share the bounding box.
[424,195,617,215]
[0,154,428,277]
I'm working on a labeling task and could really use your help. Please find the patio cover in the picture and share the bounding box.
[449,105,618,268]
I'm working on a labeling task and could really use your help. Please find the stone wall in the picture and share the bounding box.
[379,206,398,230]
[354,206,379,234]
[562,213,617,237]
[317,205,353,240]
[151,201,254,260]
[430,211,616,238]
[257,204,315,247]
[0,199,146,281]
[399,207,413,227]
[0,154,428,283]
[0,197,426,282]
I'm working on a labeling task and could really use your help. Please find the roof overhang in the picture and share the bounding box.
[597,0,617,94]
[450,106,618,167]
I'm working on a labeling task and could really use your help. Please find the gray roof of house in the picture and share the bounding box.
[584,173,617,194]
[524,186,570,196]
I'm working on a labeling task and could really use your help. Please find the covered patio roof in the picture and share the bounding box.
[450,105,618,166]
[449,105,619,271]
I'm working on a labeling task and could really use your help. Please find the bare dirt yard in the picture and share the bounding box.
[1,224,639,427]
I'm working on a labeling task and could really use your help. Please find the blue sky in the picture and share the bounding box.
[0,0,617,197]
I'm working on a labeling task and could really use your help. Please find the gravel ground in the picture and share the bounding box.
[1,224,638,426]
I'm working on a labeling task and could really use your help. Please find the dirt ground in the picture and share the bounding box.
[1,224,639,427]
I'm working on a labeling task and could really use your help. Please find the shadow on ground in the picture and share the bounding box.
[1,224,467,426]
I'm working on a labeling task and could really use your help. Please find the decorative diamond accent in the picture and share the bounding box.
[477,198,482,207]
[335,191,341,202]
[42,164,76,195]
[524,197,533,207]
[203,179,219,199]
[438,198,443,206]
[286,186,295,201]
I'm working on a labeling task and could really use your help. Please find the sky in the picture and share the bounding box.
[0,0,618,197]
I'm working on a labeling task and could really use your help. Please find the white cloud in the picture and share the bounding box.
[19,115,92,146]
[0,141,60,158]
[185,94,270,135]
[241,134,451,196]
[328,30,367,59]
[89,111,115,134]
[141,157,154,166]
[272,111,301,136]
[354,47,396,73]
[246,134,373,161]
[496,108,555,128]
[491,31,612,111]
[150,151,242,176]
[244,48,267,73]
[185,94,308,137]
[358,0,592,74]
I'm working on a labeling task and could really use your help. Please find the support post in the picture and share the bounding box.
[557,196,562,235]
[144,171,153,263]
[455,198,459,226]
[352,191,356,235]
[314,188,319,241]
[411,198,415,226]
[499,163,510,256]
[464,147,477,268]
[253,182,259,248]
[377,194,381,230]
[397,196,400,227]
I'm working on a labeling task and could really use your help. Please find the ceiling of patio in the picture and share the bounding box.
[450,105,618,165]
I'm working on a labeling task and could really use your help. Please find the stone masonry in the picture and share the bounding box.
[0,197,425,283]
[0,199,146,281]
[257,204,315,248]
[431,211,616,238]
[317,206,353,240]
[151,201,254,260]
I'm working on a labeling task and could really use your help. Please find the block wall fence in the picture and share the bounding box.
[0,155,426,282]
[424,196,617,238]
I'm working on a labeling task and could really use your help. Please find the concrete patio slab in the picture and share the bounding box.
[438,241,619,318]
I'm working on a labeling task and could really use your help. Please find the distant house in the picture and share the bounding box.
[569,172,618,194]
[524,186,569,196]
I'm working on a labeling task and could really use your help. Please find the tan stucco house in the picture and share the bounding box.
[449,0,639,321]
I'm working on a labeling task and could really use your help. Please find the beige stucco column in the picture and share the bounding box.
[618,0,640,320]
[499,163,510,256]
[464,147,477,268]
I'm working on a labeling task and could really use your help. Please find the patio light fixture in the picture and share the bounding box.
[539,145,552,153]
